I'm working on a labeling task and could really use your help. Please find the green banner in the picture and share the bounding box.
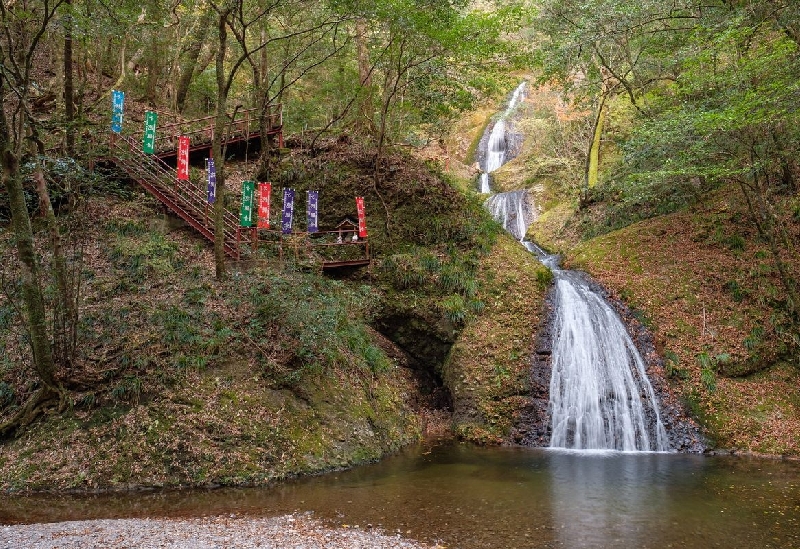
[240,180,255,227]
[143,111,158,154]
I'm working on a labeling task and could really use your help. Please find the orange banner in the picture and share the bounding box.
[356,196,367,238]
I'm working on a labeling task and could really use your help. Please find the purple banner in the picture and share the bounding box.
[281,188,295,235]
[307,190,319,233]
[207,158,216,204]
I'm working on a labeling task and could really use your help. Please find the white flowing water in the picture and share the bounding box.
[548,269,670,451]
[484,190,529,241]
[478,85,669,452]
[479,82,527,193]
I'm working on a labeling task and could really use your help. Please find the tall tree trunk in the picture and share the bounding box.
[583,91,607,198]
[144,32,160,106]
[355,18,374,135]
[254,27,273,181]
[32,166,77,368]
[212,10,230,280]
[176,5,214,113]
[0,127,58,392]
[63,0,75,155]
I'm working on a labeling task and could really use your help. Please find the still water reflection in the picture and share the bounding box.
[2,442,798,548]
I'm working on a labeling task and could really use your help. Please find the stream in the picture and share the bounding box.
[1,442,798,548]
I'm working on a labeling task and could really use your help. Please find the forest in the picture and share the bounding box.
[1,0,799,493]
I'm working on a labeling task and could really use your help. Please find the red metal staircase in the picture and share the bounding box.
[108,104,371,269]
[110,133,243,259]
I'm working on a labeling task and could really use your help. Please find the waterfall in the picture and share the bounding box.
[548,270,669,451]
[479,82,527,193]
[484,190,530,241]
[478,85,670,452]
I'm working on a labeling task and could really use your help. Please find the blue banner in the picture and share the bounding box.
[307,190,319,233]
[111,90,124,133]
[207,158,216,204]
[281,188,295,235]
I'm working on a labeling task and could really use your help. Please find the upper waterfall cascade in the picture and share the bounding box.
[478,84,671,452]
[479,81,528,194]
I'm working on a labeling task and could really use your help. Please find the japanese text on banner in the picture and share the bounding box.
[258,183,271,229]
[143,111,157,154]
[177,136,190,180]
[240,181,255,227]
[307,190,319,233]
[356,196,368,238]
[111,90,124,133]
[207,158,216,204]
[282,188,295,235]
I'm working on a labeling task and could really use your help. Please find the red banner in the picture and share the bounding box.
[177,136,190,180]
[356,196,368,238]
[258,182,271,229]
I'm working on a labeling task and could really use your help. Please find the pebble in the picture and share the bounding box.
[0,514,439,549]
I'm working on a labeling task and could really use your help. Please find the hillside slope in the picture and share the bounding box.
[0,129,552,489]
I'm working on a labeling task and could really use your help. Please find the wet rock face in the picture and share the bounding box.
[373,313,454,371]
[609,294,706,453]
[509,288,556,446]
[475,120,526,184]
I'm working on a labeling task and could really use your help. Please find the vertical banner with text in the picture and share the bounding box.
[281,188,295,235]
[111,90,125,133]
[307,190,319,233]
[177,136,190,180]
[206,158,216,204]
[258,182,271,229]
[143,111,158,154]
[356,196,368,238]
[240,181,255,227]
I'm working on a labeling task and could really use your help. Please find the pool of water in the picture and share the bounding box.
[2,442,798,548]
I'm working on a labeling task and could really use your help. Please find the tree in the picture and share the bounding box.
[600,2,800,359]
[338,0,521,180]
[0,0,70,436]
[175,2,215,113]
[534,0,700,194]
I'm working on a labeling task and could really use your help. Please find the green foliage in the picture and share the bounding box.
[105,219,148,237]
[744,326,765,352]
[535,266,553,290]
[664,350,688,379]
[697,350,730,391]
[0,303,16,331]
[0,382,15,409]
[111,375,142,404]
[724,280,747,303]
[441,294,467,325]
[249,273,389,380]
[109,232,179,284]
[153,305,233,373]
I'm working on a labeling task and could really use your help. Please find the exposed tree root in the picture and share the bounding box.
[0,386,63,440]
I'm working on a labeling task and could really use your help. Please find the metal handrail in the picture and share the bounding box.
[131,104,283,155]
[111,134,243,257]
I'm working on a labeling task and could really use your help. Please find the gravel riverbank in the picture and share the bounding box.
[1,514,441,549]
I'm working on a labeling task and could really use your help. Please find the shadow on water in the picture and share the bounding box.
[2,442,799,549]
